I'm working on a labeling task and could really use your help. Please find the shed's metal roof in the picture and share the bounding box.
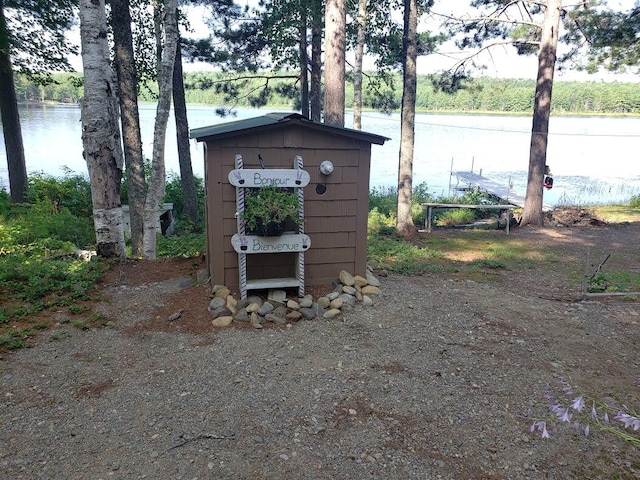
[189,112,389,145]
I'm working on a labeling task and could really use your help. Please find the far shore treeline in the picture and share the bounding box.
[15,71,640,115]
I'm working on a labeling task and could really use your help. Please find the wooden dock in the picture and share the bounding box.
[453,171,553,211]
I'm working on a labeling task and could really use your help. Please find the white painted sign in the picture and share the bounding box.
[228,169,310,188]
[231,233,311,254]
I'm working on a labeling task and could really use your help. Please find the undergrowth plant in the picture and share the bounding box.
[525,374,640,448]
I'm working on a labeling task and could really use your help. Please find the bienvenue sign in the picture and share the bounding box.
[231,233,311,254]
[228,169,310,188]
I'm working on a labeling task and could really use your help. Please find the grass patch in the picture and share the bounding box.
[367,232,446,274]
[592,204,640,223]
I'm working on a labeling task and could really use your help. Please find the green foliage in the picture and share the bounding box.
[367,233,444,274]
[163,172,205,233]
[630,195,640,209]
[156,232,205,258]
[369,182,433,229]
[241,186,302,233]
[435,208,477,227]
[17,71,640,115]
[587,269,640,294]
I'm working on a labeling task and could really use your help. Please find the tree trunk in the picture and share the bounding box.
[397,0,418,241]
[299,11,310,119]
[79,0,125,259]
[323,0,345,126]
[352,0,367,130]
[111,0,146,257]
[143,0,178,259]
[521,0,561,227]
[310,0,322,123]
[172,29,199,229]
[0,2,27,203]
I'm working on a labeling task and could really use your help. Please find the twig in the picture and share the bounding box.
[590,253,611,280]
[169,433,235,450]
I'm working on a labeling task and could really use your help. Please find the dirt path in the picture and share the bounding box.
[2,222,640,479]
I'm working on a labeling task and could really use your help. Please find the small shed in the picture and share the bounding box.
[190,112,388,295]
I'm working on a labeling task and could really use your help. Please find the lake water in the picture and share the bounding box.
[1,103,640,206]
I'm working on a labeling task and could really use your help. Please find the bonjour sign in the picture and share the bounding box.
[231,233,311,254]
[228,168,310,188]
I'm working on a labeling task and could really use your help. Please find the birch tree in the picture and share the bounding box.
[79,0,125,259]
[143,0,178,259]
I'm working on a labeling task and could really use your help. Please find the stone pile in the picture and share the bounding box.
[207,269,382,329]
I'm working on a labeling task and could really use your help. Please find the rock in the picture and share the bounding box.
[214,287,231,299]
[339,294,357,308]
[196,269,209,284]
[207,297,226,311]
[342,286,356,295]
[250,312,263,329]
[339,270,355,287]
[355,291,363,301]
[361,285,381,296]
[210,308,233,319]
[212,316,233,327]
[323,308,342,319]
[234,308,249,322]
[268,289,287,307]
[377,270,388,278]
[246,302,261,313]
[300,307,317,320]
[286,311,303,322]
[327,291,340,301]
[167,309,183,321]
[366,272,381,287]
[212,284,227,294]
[362,295,373,306]
[226,296,238,315]
[238,296,263,309]
[353,275,368,287]
[274,306,288,318]
[226,295,237,309]
[287,299,300,310]
[258,302,275,316]
[317,296,331,309]
[329,298,343,310]
[299,296,313,308]
[265,313,286,325]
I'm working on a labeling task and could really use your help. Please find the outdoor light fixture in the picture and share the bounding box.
[319,160,334,176]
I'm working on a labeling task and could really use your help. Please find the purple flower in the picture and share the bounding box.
[591,403,598,421]
[541,424,551,439]
[603,412,610,425]
[531,421,551,439]
[613,411,640,429]
[584,424,590,436]
[571,396,585,413]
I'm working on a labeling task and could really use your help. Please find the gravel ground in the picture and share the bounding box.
[2,224,640,479]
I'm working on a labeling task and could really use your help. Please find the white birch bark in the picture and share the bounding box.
[79,0,125,260]
[143,0,179,259]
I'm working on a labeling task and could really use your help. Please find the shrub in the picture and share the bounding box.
[630,194,640,209]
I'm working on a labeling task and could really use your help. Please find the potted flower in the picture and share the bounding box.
[241,186,303,236]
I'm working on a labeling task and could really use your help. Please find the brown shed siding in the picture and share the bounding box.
[195,115,386,293]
